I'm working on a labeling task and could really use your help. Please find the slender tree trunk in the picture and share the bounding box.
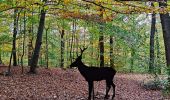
[66,33,69,65]
[45,28,49,69]
[73,32,75,59]
[8,51,13,74]
[29,0,47,73]
[130,48,135,72]
[99,29,104,68]
[28,6,34,66]
[18,18,22,65]
[28,28,33,66]
[21,7,26,73]
[76,28,79,56]
[90,33,94,66]
[0,48,2,64]
[74,19,79,57]
[70,24,73,63]
[159,0,170,90]
[70,33,73,63]
[60,29,65,68]
[99,8,104,67]
[73,20,76,59]
[12,9,19,66]
[68,34,71,62]
[97,45,100,67]
[149,6,156,73]
[70,20,76,63]
[110,36,114,68]
[155,29,161,74]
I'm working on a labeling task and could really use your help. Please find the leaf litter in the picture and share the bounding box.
[0,66,167,100]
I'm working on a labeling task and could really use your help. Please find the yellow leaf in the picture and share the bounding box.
[96,0,102,3]
[64,0,71,4]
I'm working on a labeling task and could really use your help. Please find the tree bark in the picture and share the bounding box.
[99,8,104,67]
[60,29,65,68]
[66,32,69,64]
[28,28,33,66]
[12,9,19,66]
[28,6,34,66]
[8,51,13,74]
[45,28,49,69]
[99,27,104,67]
[90,32,94,66]
[130,48,135,72]
[149,5,156,73]
[70,21,74,63]
[21,6,26,73]
[0,48,2,64]
[159,0,170,90]
[110,36,114,68]
[155,28,161,74]
[29,0,47,73]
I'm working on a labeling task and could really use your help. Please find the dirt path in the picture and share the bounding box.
[0,67,167,100]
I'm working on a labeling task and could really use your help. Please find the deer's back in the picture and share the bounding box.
[80,67,116,81]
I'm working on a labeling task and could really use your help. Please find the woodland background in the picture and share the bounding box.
[0,0,170,99]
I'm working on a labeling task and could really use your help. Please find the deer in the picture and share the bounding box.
[70,47,116,100]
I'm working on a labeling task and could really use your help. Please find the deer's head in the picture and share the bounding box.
[70,47,87,68]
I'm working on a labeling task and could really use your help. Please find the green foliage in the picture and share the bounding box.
[0,33,12,44]
[0,0,168,75]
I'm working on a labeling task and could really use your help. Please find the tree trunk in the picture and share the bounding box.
[130,48,135,72]
[99,8,104,67]
[18,17,23,65]
[8,51,13,74]
[155,28,161,74]
[68,34,71,63]
[0,48,2,64]
[66,33,69,65]
[99,27,104,67]
[70,20,76,63]
[45,28,49,69]
[60,29,65,68]
[28,28,33,66]
[12,9,19,66]
[70,22,74,63]
[21,7,26,73]
[149,6,156,73]
[29,0,47,73]
[90,33,94,66]
[76,26,79,57]
[110,36,114,68]
[159,0,170,90]
[28,6,34,66]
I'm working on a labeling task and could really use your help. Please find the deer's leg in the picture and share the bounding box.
[111,82,115,100]
[88,81,93,100]
[105,80,111,99]
[92,84,94,100]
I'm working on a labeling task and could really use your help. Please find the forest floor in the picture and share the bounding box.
[0,65,169,100]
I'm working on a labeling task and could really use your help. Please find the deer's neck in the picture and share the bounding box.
[77,61,88,77]
[77,61,86,68]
